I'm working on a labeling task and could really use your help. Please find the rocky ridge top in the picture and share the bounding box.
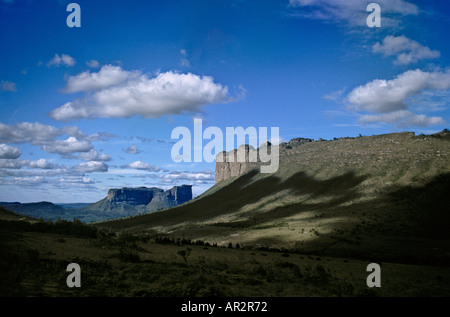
[215,131,450,184]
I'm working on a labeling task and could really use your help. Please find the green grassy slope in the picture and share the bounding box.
[97,132,450,265]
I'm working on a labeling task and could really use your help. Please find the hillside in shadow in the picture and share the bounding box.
[98,168,450,266]
[100,169,366,230]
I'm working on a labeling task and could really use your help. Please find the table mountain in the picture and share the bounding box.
[81,185,192,218]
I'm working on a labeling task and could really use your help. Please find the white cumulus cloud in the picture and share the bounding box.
[151,170,215,185]
[347,69,450,113]
[0,143,21,159]
[75,161,108,173]
[28,159,59,170]
[125,160,162,172]
[0,158,61,170]
[373,36,440,65]
[47,53,75,67]
[49,66,232,121]
[0,159,28,169]
[124,145,140,154]
[41,136,93,155]
[346,69,450,127]
[64,65,138,93]
[0,122,108,157]
[79,149,111,162]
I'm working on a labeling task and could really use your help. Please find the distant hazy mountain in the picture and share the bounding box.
[56,203,92,209]
[0,206,35,221]
[0,201,71,222]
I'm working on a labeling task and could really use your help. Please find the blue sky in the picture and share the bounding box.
[1,0,450,203]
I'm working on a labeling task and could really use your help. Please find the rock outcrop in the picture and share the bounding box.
[107,187,164,205]
[215,131,450,184]
[82,185,193,218]
[215,145,260,183]
[146,185,193,212]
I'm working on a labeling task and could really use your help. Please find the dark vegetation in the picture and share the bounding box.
[0,214,359,297]
[2,167,450,297]
[0,218,97,239]
[2,212,450,297]
[2,188,450,297]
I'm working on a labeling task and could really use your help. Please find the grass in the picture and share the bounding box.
[2,223,450,297]
[94,170,450,266]
[2,131,450,297]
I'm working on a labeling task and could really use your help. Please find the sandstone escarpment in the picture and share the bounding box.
[215,131,450,184]
[215,145,260,183]
[107,187,164,205]
[146,185,193,212]
[83,185,193,217]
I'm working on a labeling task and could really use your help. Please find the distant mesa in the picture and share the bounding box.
[107,187,165,205]
[107,185,193,210]
[81,185,193,217]
[0,185,193,223]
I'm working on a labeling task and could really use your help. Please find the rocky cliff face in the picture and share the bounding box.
[83,185,193,218]
[215,141,282,183]
[215,145,260,183]
[215,132,448,184]
[107,187,164,205]
[146,185,193,212]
